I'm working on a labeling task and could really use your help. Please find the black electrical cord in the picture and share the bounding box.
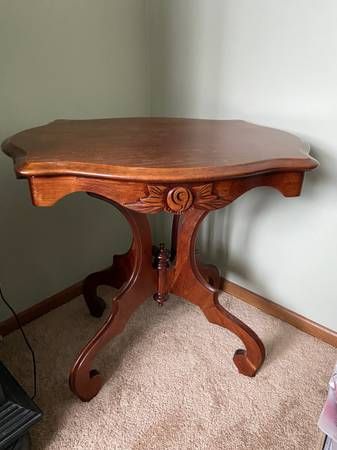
[0,286,37,400]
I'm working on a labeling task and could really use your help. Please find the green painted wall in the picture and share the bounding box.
[2,1,336,332]
[0,0,150,319]
[148,0,337,331]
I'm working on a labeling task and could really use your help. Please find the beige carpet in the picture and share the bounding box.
[1,288,336,450]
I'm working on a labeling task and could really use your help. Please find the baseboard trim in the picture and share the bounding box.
[0,282,83,337]
[1,277,336,348]
[222,278,337,348]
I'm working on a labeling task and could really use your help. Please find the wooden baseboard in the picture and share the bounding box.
[1,275,336,349]
[222,278,337,348]
[0,281,83,337]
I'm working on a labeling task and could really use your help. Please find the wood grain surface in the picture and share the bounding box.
[2,118,317,183]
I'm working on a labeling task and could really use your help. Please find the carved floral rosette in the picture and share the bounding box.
[125,183,228,214]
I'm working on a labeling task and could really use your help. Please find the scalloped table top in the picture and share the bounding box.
[2,117,318,183]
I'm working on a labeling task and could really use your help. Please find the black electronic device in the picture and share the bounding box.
[0,362,42,449]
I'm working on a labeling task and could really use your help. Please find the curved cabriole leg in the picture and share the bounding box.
[169,208,265,377]
[69,204,155,401]
[83,251,133,317]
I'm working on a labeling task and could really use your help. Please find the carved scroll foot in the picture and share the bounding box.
[70,295,144,401]
[203,301,265,376]
[83,252,133,318]
[70,203,155,401]
[69,301,118,400]
[169,208,265,377]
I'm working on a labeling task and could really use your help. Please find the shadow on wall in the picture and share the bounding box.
[301,144,337,198]
[150,0,228,118]
[149,0,337,332]
[198,143,330,288]
[151,0,231,269]
[150,0,333,290]
[0,153,131,318]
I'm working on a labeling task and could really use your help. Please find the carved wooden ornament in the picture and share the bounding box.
[125,183,228,214]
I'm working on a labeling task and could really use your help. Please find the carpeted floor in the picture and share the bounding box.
[1,288,336,450]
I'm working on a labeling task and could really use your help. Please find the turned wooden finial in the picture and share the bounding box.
[153,243,170,305]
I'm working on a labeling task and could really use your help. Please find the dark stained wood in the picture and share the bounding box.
[198,263,221,289]
[168,208,265,376]
[82,251,132,318]
[126,183,228,213]
[2,276,337,352]
[221,279,337,348]
[153,243,170,305]
[0,282,82,337]
[82,193,135,318]
[69,201,156,401]
[2,118,317,183]
[2,117,318,401]
[26,171,304,210]
[170,215,180,261]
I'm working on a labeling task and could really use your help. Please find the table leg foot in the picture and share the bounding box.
[203,300,265,377]
[233,349,260,377]
[170,208,265,377]
[68,302,118,401]
[198,262,221,289]
[83,290,106,318]
[70,205,155,401]
[83,252,132,318]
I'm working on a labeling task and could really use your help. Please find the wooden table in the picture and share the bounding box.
[2,118,318,401]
